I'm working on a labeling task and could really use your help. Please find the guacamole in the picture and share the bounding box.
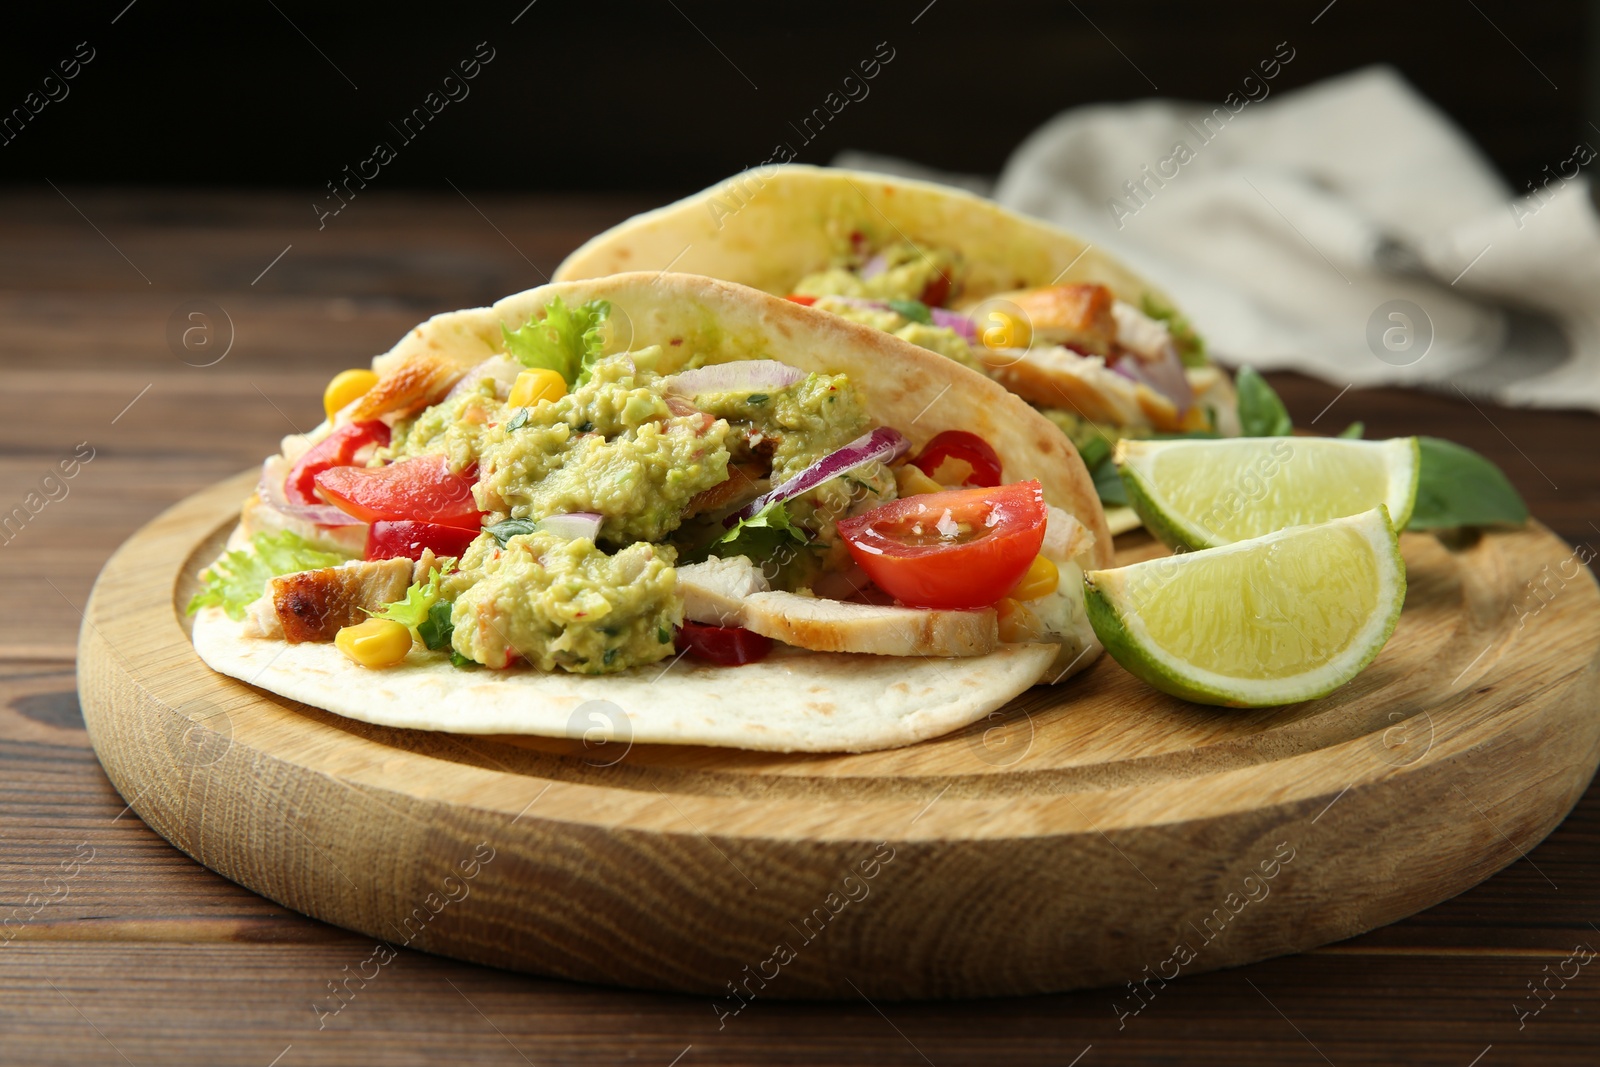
[812,296,984,374]
[691,370,872,483]
[385,377,501,472]
[447,530,678,674]
[476,352,733,545]
[792,241,962,305]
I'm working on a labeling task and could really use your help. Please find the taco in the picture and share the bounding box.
[556,165,1240,529]
[189,273,1110,753]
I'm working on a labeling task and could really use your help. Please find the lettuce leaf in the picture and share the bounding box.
[502,296,611,387]
[186,531,348,621]
[367,562,455,632]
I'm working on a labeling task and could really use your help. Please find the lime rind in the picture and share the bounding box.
[1117,436,1420,551]
[1084,507,1406,707]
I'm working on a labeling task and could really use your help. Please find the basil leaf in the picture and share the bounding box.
[1075,434,1112,472]
[1337,421,1364,439]
[485,518,539,546]
[506,407,530,432]
[886,299,933,325]
[1236,367,1293,437]
[1092,456,1128,507]
[1408,437,1528,530]
[417,599,455,651]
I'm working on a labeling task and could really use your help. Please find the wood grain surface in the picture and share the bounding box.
[77,464,1600,1003]
[4,188,1600,1064]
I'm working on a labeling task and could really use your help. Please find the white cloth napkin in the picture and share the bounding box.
[838,66,1600,411]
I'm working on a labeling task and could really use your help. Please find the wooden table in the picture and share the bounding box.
[3,188,1596,1066]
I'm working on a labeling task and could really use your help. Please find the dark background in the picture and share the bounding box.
[2,0,1597,196]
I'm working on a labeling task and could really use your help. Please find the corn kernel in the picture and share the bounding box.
[894,463,945,497]
[1010,555,1060,601]
[323,368,379,421]
[335,618,413,668]
[507,369,567,409]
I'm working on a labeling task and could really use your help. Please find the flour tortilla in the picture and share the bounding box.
[554,164,1181,321]
[193,273,1107,753]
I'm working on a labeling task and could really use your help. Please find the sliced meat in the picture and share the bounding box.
[677,556,770,627]
[740,593,999,658]
[683,462,767,520]
[1110,300,1176,361]
[678,555,998,657]
[246,557,415,643]
[973,344,1201,433]
[1003,284,1117,356]
[349,352,463,422]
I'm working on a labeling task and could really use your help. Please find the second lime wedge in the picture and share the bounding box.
[1117,436,1419,550]
[1084,507,1406,707]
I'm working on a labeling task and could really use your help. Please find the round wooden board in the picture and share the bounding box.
[80,470,1600,1001]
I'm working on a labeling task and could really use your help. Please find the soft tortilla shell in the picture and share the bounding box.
[193,604,1056,753]
[554,164,1174,314]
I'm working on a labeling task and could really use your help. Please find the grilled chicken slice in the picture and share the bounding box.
[677,556,770,628]
[973,344,1204,433]
[349,352,465,423]
[999,284,1118,356]
[246,552,437,643]
[678,558,998,657]
[741,593,998,658]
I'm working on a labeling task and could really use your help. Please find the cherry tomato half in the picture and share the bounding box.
[836,481,1047,610]
[316,454,482,529]
[786,294,819,307]
[365,520,480,561]
[909,430,1003,488]
[285,421,390,506]
[677,621,773,666]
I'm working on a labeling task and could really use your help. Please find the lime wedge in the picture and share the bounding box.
[1117,436,1419,551]
[1084,507,1405,706]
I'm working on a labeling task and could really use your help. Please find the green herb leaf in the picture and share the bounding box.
[1337,421,1365,439]
[505,407,530,432]
[711,501,808,563]
[886,298,933,325]
[417,599,456,652]
[1076,434,1112,472]
[367,562,455,632]
[1408,437,1529,530]
[745,393,770,405]
[484,519,540,546]
[186,531,349,621]
[1091,456,1128,507]
[1236,367,1293,437]
[449,649,478,669]
[501,296,611,387]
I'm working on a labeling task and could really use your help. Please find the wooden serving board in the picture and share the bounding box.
[79,470,1600,1001]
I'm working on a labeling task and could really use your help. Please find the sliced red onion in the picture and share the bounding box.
[538,512,603,541]
[444,354,524,404]
[665,360,806,396]
[257,457,367,526]
[728,427,910,524]
[929,307,977,341]
[1111,348,1193,414]
[860,253,889,279]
